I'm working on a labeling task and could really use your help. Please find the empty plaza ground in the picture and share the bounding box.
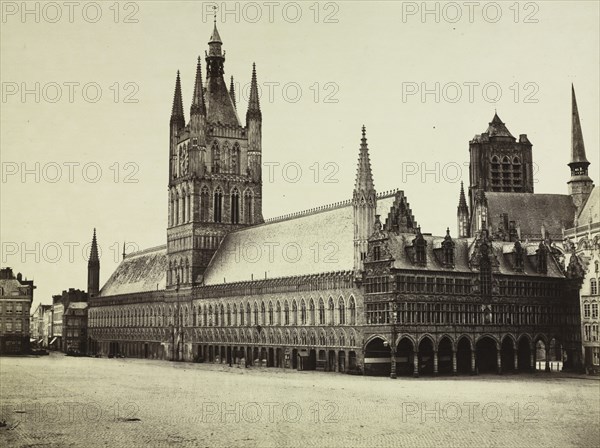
[1,353,598,448]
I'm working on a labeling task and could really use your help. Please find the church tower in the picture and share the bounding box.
[457,181,470,237]
[568,84,594,213]
[87,228,100,297]
[353,126,377,275]
[166,22,263,288]
[468,113,534,208]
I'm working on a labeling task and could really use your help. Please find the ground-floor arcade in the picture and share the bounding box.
[363,332,578,377]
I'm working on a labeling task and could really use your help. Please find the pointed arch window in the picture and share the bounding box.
[479,249,492,297]
[232,142,240,175]
[338,297,346,325]
[244,190,253,224]
[212,141,220,173]
[328,297,335,325]
[214,187,223,223]
[268,301,274,325]
[276,301,282,325]
[309,299,315,325]
[253,302,259,325]
[246,303,251,325]
[200,186,209,222]
[349,297,356,324]
[239,303,244,326]
[284,301,290,325]
[260,301,266,325]
[231,188,240,224]
[300,300,306,325]
[318,298,325,325]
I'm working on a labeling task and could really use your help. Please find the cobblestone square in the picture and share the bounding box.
[1,353,598,447]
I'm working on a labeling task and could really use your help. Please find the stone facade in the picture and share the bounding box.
[0,267,35,354]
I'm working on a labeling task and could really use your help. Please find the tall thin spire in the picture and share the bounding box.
[87,228,100,297]
[170,71,184,124]
[191,57,206,115]
[230,76,236,109]
[246,63,261,121]
[89,228,99,265]
[458,181,468,210]
[570,84,589,166]
[354,125,375,192]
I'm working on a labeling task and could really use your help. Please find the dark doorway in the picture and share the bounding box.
[396,338,414,376]
[364,338,390,376]
[501,337,515,372]
[418,338,434,375]
[476,337,497,373]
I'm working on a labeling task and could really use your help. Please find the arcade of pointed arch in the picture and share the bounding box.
[87,294,360,348]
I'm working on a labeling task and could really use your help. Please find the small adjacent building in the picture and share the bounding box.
[64,302,88,353]
[50,288,88,352]
[0,267,35,355]
[31,303,51,347]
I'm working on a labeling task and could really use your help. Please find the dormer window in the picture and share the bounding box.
[373,246,381,261]
[413,227,427,266]
[441,228,455,268]
[537,242,548,274]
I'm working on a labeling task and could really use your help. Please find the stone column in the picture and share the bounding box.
[471,351,476,375]
[433,351,438,376]
[452,350,457,376]
[514,351,518,371]
[545,358,551,372]
[390,348,397,379]
[413,352,419,378]
[497,349,502,374]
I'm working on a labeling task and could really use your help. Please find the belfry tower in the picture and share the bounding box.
[87,228,100,297]
[167,22,264,288]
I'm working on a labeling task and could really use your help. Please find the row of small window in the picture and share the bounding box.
[365,302,578,326]
[170,187,253,226]
[89,297,358,329]
[583,302,599,319]
[66,329,80,338]
[590,278,598,295]
[394,277,473,295]
[583,324,599,342]
[1,303,24,313]
[1,319,28,332]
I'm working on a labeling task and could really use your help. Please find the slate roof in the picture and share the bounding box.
[205,80,240,127]
[99,245,167,297]
[387,234,565,278]
[0,278,28,297]
[578,186,599,225]
[485,192,576,239]
[203,194,398,285]
[485,113,514,139]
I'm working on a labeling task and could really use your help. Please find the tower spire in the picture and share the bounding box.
[170,71,184,124]
[230,76,236,109]
[457,181,470,238]
[568,84,594,213]
[354,125,375,192]
[246,63,261,121]
[87,228,100,297]
[191,57,206,115]
[570,84,590,167]
[353,126,377,275]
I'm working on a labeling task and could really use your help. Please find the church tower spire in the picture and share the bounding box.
[87,228,100,297]
[169,71,185,181]
[353,126,377,275]
[246,63,262,183]
[568,84,594,212]
[230,76,236,109]
[457,181,470,237]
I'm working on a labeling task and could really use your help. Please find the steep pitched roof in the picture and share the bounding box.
[203,194,398,285]
[99,245,167,297]
[578,186,598,225]
[205,77,241,126]
[486,113,514,139]
[571,85,589,165]
[485,192,576,239]
[387,234,564,278]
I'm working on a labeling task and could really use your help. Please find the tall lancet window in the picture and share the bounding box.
[232,142,240,175]
[244,190,253,224]
[212,141,220,173]
[479,243,492,297]
[200,186,209,222]
[231,188,240,224]
[214,187,223,223]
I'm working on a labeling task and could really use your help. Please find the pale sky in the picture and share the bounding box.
[1,1,599,309]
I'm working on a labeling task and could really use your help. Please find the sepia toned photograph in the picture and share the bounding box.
[1,1,599,447]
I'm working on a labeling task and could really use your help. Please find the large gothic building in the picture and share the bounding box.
[87,24,592,376]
